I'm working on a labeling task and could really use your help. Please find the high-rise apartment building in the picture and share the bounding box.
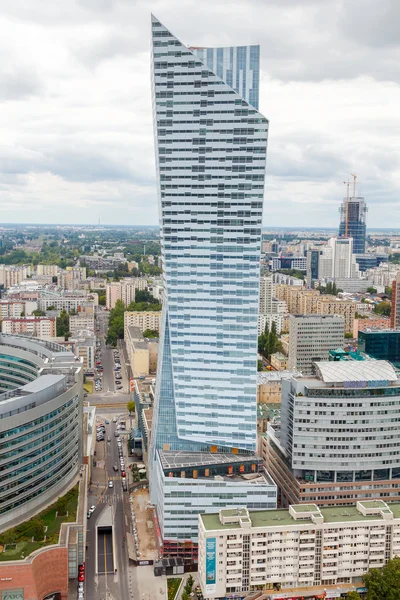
[265,360,400,507]
[288,314,344,374]
[391,271,400,328]
[339,194,367,254]
[105,278,148,309]
[149,16,276,556]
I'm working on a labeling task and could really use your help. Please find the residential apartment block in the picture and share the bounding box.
[1,316,56,338]
[275,286,355,333]
[105,278,148,309]
[198,501,400,599]
[36,264,58,277]
[69,314,95,335]
[0,265,29,288]
[0,300,38,318]
[288,314,344,374]
[124,310,161,339]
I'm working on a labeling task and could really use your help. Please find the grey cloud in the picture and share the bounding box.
[0,68,43,101]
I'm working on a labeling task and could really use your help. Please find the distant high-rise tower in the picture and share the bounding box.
[391,272,400,329]
[149,15,276,555]
[338,178,367,254]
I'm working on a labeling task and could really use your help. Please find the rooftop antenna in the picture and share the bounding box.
[343,179,350,237]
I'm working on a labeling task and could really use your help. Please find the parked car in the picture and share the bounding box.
[108,481,113,488]
[113,464,118,471]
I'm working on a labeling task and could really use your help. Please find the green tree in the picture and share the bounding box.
[385,286,393,299]
[257,359,264,371]
[363,556,400,600]
[367,286,377,294]
[98,293,106,306]
[373,301,391,317]
[30,518,45,541]
[33,309,46,317]
[143,329,159,339]
[127,401,136,414]
[344,332,353,339]
[346,592,362,600]
[56,310,69,337]
[56,496,68,516]
[258,321,269,357]
[135,289,158,304]
[268,321,279,357]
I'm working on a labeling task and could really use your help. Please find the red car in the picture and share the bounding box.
[78,572,85,582]
[121,471,126,478]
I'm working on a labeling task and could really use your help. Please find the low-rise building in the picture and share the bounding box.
[269,352,289,371]
[257,370,300,404]
[198,500,400,599]
[126,326,159,378]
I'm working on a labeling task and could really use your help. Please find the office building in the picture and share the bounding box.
[125,326,159,378]
[288,315,344,374]
[265,359,400,507]
[0,334,83,529]
[149,16,276,556]
[318,237,359,280]
[306,248,321,288]
[358,329,400,365]
[338,194,367,254]
[391,271,400,328]
[198,501,400,600]
[1,316,57,339]
[124,310,161,339]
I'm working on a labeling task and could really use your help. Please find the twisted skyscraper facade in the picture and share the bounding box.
[149,16,276,555]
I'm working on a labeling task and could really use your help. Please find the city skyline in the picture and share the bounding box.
[1,0,399,227]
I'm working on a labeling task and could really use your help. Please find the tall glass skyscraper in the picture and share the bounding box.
[338,196,368,254]
[191,45,260,109]
[149,16,276,553]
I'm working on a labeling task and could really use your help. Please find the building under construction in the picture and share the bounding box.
[338,175,368,254]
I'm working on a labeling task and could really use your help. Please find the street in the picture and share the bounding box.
[84,307,132,600]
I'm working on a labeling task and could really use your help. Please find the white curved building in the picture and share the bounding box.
[267,359,400,506]
[0,334,83,530]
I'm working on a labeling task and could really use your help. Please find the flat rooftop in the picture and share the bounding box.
[200,502,400,531]
[159,450,262,469]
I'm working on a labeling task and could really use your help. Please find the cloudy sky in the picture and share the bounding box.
[1,0,399,228]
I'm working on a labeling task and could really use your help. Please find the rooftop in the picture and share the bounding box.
[200,501,400,531]
[257,370,301,384]
[315,359,398,383]
[159,450,262,470]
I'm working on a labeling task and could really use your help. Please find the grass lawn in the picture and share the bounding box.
[84,380,93,394]
[0,484,79,561]
[167,578,182,600]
